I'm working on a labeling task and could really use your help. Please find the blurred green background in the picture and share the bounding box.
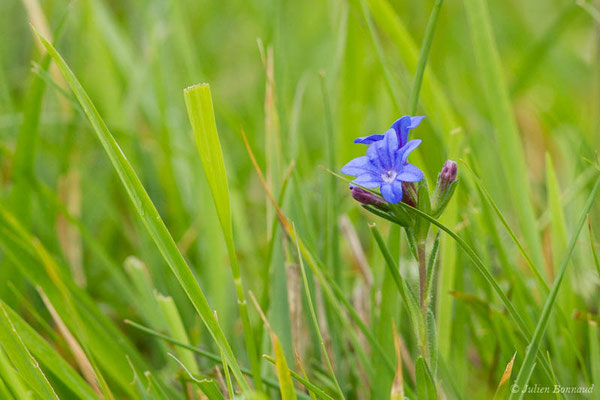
[1,0,600,399]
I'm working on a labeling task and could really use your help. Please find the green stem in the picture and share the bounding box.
[416,241,429,362]
[417,242,427,318]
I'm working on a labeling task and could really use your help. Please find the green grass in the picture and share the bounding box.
[1,0,600,398]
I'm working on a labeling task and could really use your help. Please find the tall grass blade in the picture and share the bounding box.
[407,0,444,114]
[510,174,600,400]
[293,224,344,399]
[184,84,262,392]
[357,0,401,110]
[463,0,546,276]
[32,29,249,392]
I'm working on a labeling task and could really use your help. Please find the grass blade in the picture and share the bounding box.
[463,0,546,276]
[184,84,262,392]
[293,224,344,399]
[248,292,297,400]
[357,0,401,110]
[370,224,426,354]
[0,300,99,400]
[123,320,309,397]
[156,294,200,376]
[589,217,600,280]
[263,355,335,400]
[407,0,444,114]
[0,303,59,399]
[32,29,249,392]
[510,174,600,399]
[416,356,437,400]
[0,346,31,400]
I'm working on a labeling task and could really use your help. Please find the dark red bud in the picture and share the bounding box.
[401,181,418,208]
[350,186,389,210]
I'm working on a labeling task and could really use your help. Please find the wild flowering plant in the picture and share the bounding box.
[341,115,458,366]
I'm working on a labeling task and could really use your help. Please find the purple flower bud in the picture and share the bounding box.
[431,160,458,218]
[350,186,389,211]
[437,160,457,192]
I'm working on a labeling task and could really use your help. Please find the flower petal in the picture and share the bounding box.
[391,116,424,147]
[384,128,399,164]
[380,181,403,204]
[397,163,424,182]
[374,129,398,170]
[408,116,425,129]
[367,141,383,170]
[354,134,384,144]
[397,139,422,165]
[341,156,377,176]
[390,116,411,146]
[352,173,382,189]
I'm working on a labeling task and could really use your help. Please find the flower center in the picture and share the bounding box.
[381,170,397,183]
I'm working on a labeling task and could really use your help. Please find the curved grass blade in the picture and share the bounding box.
[168,353,225,400]
[510,174,600,400]
[32,29,249,392]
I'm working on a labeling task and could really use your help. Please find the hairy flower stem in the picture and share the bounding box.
[417,241,429,360]
[417,242,427,313]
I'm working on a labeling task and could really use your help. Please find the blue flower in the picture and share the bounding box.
[341,129,424,203]
[354,115,425,147]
